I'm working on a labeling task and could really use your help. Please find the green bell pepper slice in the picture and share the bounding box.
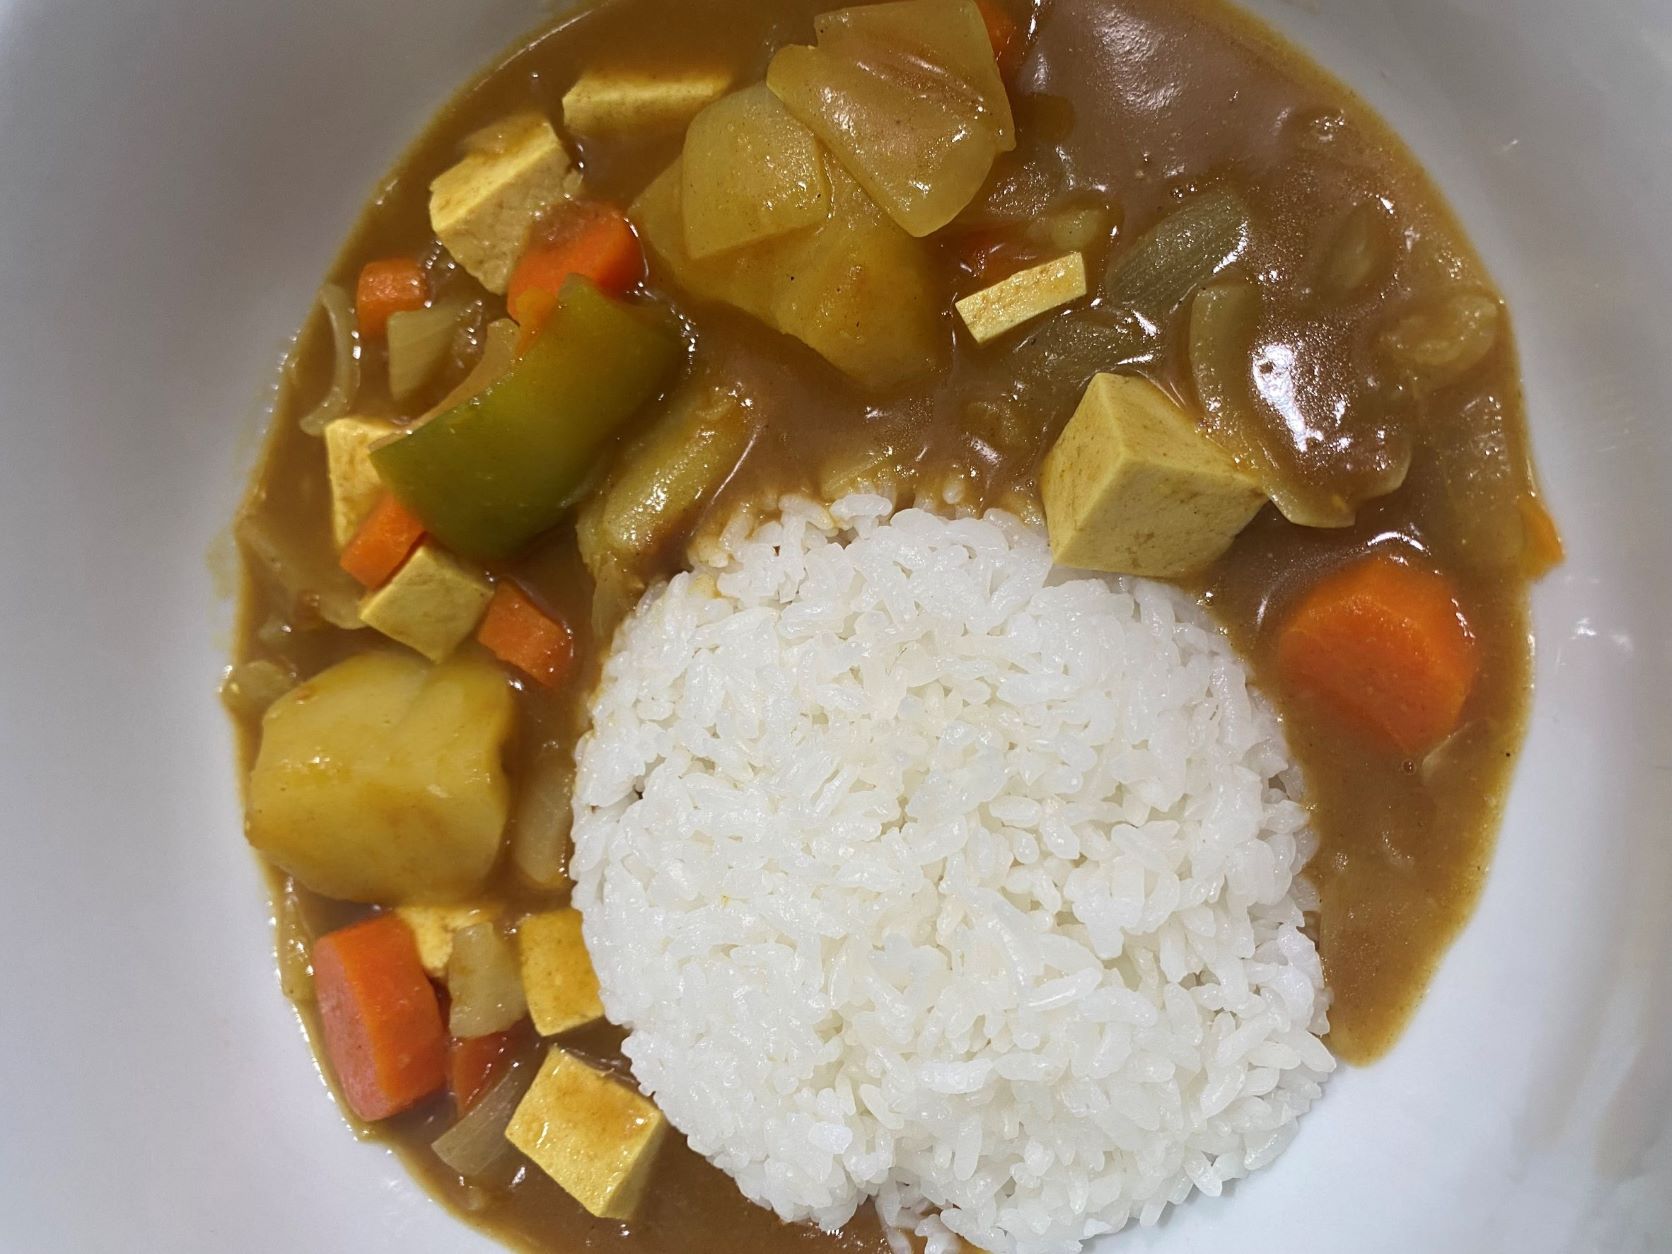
[372,277,681,559]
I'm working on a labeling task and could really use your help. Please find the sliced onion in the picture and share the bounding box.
[276,884,313,1003]
[236,508,366,630]
[1189,281,1354,528]
[1378,290,1502,392]
[431,1057,537,1180]
[509,745,575,890]
[295,284,359,436]
[423,317,518,422]
[447,923,527,1038]
[1103,187,1251,336]
[221,658,297,720]
[387,298,469,403]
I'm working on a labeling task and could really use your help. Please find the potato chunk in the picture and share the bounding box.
[1041,373,1267,577]
[247,652,514,903]
[429,113,580,293]
[562,67,733,137]
[506,1049,667,1220]
[955,253,1088,344]
[634,158,942,388]
[357,542,494,662]
[517,908,605,1037]
[324,416,398,549]
[682,85,830,259]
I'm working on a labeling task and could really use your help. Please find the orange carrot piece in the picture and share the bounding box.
[356,258,429,339]
[449,1028,518,1113]
[976,0,1024,78]
[312,914,447,1122]
[1276,554,1480,756]
[1518,492,1564,577]
[476,583,576,689]
[340,494,426,588]
[507,204,643,336]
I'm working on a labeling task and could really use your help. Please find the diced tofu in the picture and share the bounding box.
[517,908,604,1037]
[396,902,500,979]
[357,542,494,661]
[1041,373,1268,577]
[324,416,399,549]
[506,1048,668,1220]
[429,113,581,293]
[562,67,733,137]
[955,252,1088,344]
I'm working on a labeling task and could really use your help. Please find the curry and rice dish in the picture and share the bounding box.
[223,0,1560,1249]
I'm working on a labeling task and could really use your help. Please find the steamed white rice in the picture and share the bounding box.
[570,495,1333,1254]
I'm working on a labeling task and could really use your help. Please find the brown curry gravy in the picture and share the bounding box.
[232,0,1546,1248]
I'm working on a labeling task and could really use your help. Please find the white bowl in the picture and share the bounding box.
[0,0,1666,1250]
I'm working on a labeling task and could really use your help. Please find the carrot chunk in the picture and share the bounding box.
[1276,554,1480,756]
[340,493,426,588]
[507,203,643,336]
[976,0,1024,78]
[312,914,447,1122]
[356,258,429,339]
[476,583,576,689]
[449,1027,519,1113]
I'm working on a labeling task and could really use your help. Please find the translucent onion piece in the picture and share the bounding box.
[236,508,366,630]
[767,42,999,238]
[509,744,575,890]
[386,298,467,403]
[423,317,519,422]
[431,1057,537,1180]
[295,284,359,436]
[275,885,313,1003]
[1379,290,1502,391]
[221,658,298,720]
[1423,388,1529,572]
[1025,201,1114,256]
[1102,188,1251,336]
[1189,281,1354,528]
[1315,200,1396,302]
[682,85,830,259]
[447,923,528,1039]
[813,0,1015,147]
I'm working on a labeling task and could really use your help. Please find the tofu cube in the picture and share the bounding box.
[396,902,500,979]
[324,416,398,549]
[517,908,604,1037]
[357,542,494,661]
[1042,373,1267,577]
[429,113,581,293]
[955,252,1088,344]
[562,67,733,137]
[506,1048,668,1220]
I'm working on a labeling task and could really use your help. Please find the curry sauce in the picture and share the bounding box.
[230,0,1547,1247]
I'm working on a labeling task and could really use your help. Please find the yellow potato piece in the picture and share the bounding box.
[682,85,830,259]
[634,157,943,388]
[517,908,604,1038]
[1042,373,1268,577]
[506,1049,668,1220]
[246,652,514,903]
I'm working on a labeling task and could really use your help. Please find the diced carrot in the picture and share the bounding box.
[1518,492,1564,577]
[976,0,1024,78]
[1276,554,1480,756]
[507,204,643,338]
[312,914,447,1122]
[449,1028,518,1113]
[356,258,429,339]
[476,582,576,689]
[340,493,426,588]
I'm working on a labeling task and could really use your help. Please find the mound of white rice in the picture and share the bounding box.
[570,496,1333,1254]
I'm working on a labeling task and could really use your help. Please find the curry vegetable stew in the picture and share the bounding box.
[224,0,1558,1249]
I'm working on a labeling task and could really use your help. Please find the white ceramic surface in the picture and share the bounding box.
[0,0,1666,1250]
